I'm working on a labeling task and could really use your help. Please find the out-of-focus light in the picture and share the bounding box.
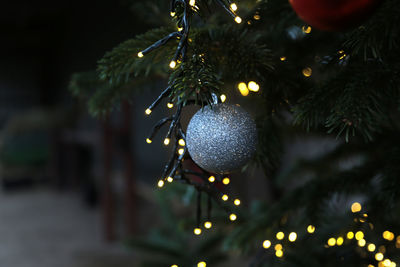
[307,225,315,234]
[263,240,271,249]
[351,202,362,213]
[288,232,297,242]
[235,16,242,24]
[276,232,285,240]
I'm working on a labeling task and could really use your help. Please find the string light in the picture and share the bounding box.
[170,12,175,17]
[145,108,152,115]
[189,0,196,6]
[280,56,287,61]
[220,94,227,103]
[347,231,355,239]
[248,81,260,92]
[358,239,366,247]
[208,176,216,183]
[197,262,206,267]
[204,221,212,229]
[355,231,364,241]
[391,262,397,267]
[307,225,315,234]
[302,67,312,77]
[167,103,174,108]
[178,139,186,146]
[194,228,202,235]
[157,180,165,188]
[351,202,362,213]
[146,138,152,144]
[169,60,177,69]
[222,177,230,185]
[275,250,283,258]
[275,244,283,250]
[234,199,241,206]
[336,237,344,246]
[167,177,173,183]
[288,232,297,242]
[383,231,395,241]
[235,16,242,24]
[238,82,249,96]
[230,3,238,11]
[368,243,377,252]
[253,14,261,20]
[178,148,185,155]
[222,194,229,201]
[327,238,336,247]
[138,52,144,58]
[302,25,312,34]
[276,232,285,240]
[383,260,392,267]
[164,138,170,146]
[229,214,237,221]
[263,240,271,249]
[171,265,178,267]
[375,253,384,261]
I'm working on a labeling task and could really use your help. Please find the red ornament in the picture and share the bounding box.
[289,0,383,31]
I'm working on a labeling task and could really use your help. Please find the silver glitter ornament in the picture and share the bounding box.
[186,103,257,174]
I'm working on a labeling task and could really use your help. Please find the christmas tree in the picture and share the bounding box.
[70,0,400,266]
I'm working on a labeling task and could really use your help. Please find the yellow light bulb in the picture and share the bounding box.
[302,25,312,34]
[337,237,344,246]
[157,180,164,188]
[222,194,229,201]
[222,177,230,185]
[177,27,183,31]
[138,52,144,58]
[274,244,283,251]
[368,265,375,267]
[238,82,249,96]
[208,176,215,182]
[383,260,392,267]
[167,177,173,183]
[146,138,152,144]
[390,262,396,267]
[302,67,312,77]
[351,202,362,213]
[189,0,195,6]
[253,14,261,20]
[383,231,395,241]
[171,265,178,267]
[178,139,186,146]
[307,225,315,234]
[204,221,212,229]
[229,214,237,221]
[178,148,185,155]
[220,94,227,103]
[275,250,283,258]
[368,243,376,252]
[235,16,242,24]
[347,231,354,239]
[276,232,285,240]
[194,228,202,235]
[248,81,260,92]
[280,56,287,61]
[288,232,297,242]
[358,239,366,247]
[230,3,238,11]
[169,61,177,69]
[355,231,364,241]
[164,138,170,146]
[145,108,152,115]
[234,199,241,206]
[197,262,206,267]
[263,240,271,249]
[327,238,336,247]
[375,253,384,261]
[167,103,174,109]
[170,12,176,17]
